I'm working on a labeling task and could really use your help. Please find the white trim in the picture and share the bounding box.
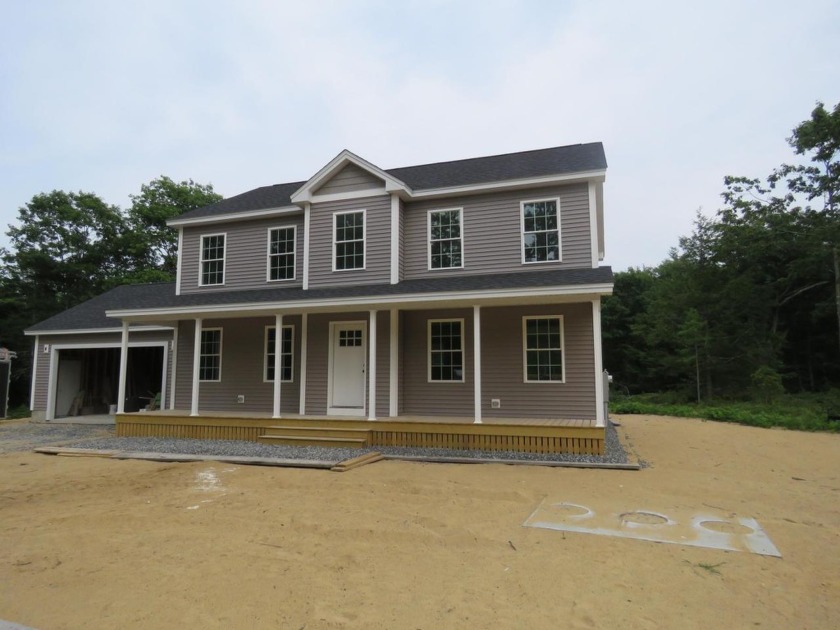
[107,282,615,321]
[302,202,311,290]
[117,322,129,414]
[198,327,223,382]
[331,209,366,272]
[44,339,168,421]
[522,315,566,383]
[389,309,398,417]
[266,225,297,283]
[596,182,605,261]
[520,197,562,265]
[198,232,227,287]
[390,193,400,284]
[427,208,465,271]
[588,181,599,268]
[593,298,605,427]
[409,170,607,200]
[326,320,367,417]
[299,313,308,415]
[368,310,377,420]
[311,188,389,204]
[30,335,39,411]
[24,325,173,337]
[473,306,482,424]
[169,325,178,410]
[263,324,295,383]
[191,319,201,416]
[168,205,301,228]
[273,315,283,418]
[176,228,183,296]
[427,318,466,383]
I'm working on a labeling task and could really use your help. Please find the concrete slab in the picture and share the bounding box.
[523,498,781,557]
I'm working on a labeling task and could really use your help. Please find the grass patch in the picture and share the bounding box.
[685,560,725,575]
[609,393,840,433]
[4,405,32,420]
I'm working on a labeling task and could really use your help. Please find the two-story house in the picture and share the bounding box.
[26,143,613,454]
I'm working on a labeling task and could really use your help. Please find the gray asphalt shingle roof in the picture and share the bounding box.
[178,142,606,221]
[27,267,613,332]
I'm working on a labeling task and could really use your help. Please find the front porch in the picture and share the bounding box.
[117,410,604,455]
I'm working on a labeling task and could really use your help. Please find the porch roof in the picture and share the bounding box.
[104,266,613,323]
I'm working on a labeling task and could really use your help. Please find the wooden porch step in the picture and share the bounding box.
[262,425,371,440]
[258,435,369,448]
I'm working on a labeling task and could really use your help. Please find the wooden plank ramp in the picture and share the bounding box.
[331,451,384,472]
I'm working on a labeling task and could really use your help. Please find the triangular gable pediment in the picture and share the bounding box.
[290,149,411,204]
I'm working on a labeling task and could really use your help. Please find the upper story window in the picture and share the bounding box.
[523,316,564,382]
[199,328,223,382]
[200,233,226,285]
[267,226,296,281]
[264,325,294,382]
[428,208,463,270]
[521,199,560,263]
[428,319,464,382]
[333,210,365,271]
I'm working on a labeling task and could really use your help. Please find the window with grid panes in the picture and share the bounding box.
[429,209,463,269]
[199,329,222,381]
[334,211,364,270]
[265,326,293,382]
[200,234,226,285]
[429,320,464,382]
[268,227,295,281]
[523,317,563,382]
[522,199,560,263]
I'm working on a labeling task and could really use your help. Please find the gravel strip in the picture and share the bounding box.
[53,420,629,466]
[0,421,115,454]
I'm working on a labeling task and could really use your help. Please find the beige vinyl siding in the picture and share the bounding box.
[308,195,391,288]
[401,308,474,417]
[402,183,592,279]
[181,215,304,293]
[314,163,385,195]
[32,330,174,412]
[175,317,301,413]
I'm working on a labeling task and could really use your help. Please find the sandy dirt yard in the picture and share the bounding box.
[1,415,838,630]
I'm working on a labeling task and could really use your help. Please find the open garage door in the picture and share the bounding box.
[53,345,165,418]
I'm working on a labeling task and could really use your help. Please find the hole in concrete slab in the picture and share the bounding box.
[698,520,754,535]
[620,511,668,525]
[549,503,591,517]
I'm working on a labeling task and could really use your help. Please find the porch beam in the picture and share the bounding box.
[117,322,129,414]
[368,310,377,420]
[473,305,482,424]
[190,318,202,417]
[273,314,283,418]
[389,308,398,417]
[299,313,308,415]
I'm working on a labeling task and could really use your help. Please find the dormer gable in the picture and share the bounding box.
[291,150,411,204]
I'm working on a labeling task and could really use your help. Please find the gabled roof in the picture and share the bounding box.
[170,142,606,224]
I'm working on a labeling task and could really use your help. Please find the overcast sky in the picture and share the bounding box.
[1,0,838,271]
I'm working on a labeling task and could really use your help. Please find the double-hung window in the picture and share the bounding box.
[521,199,560,263]
[428,319,464,382]
[428,208,463,269]
[200,233,226,285]
[264,326,294,382]
[523,316,564,382]
[334,210,365,270]
[267,226,296,281]
[199,328,222,382]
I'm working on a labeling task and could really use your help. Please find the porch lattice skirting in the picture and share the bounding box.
[116,414,604,455]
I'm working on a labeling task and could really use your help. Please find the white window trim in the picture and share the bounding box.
[522,315,565,383]
[332,209,366,272]
[520,198,562,265]
[427,207,465,271]
[266,225,297,283]
[199,327,223,382]
[198,232,227,286]
[263,324,295,383]
[427,318,466,383]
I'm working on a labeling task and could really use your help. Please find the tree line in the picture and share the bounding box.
[0,177,222,409]
[603,102,840,402]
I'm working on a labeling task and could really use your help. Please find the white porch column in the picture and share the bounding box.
[169,324,178,410]
[190,318,202,417]
[593,298,606,427]
[368,309,377,420]
[117,322,129,414]
[299,313,308,415]
[273,314,283,418]
[389,308,398,417]
[473,306,482,424]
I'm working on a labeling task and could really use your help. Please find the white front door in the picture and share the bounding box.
[329,321,366,414]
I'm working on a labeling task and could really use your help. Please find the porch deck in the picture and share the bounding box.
[116,410,604,455]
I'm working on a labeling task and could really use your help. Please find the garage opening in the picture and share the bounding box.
[54,346,165,418]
